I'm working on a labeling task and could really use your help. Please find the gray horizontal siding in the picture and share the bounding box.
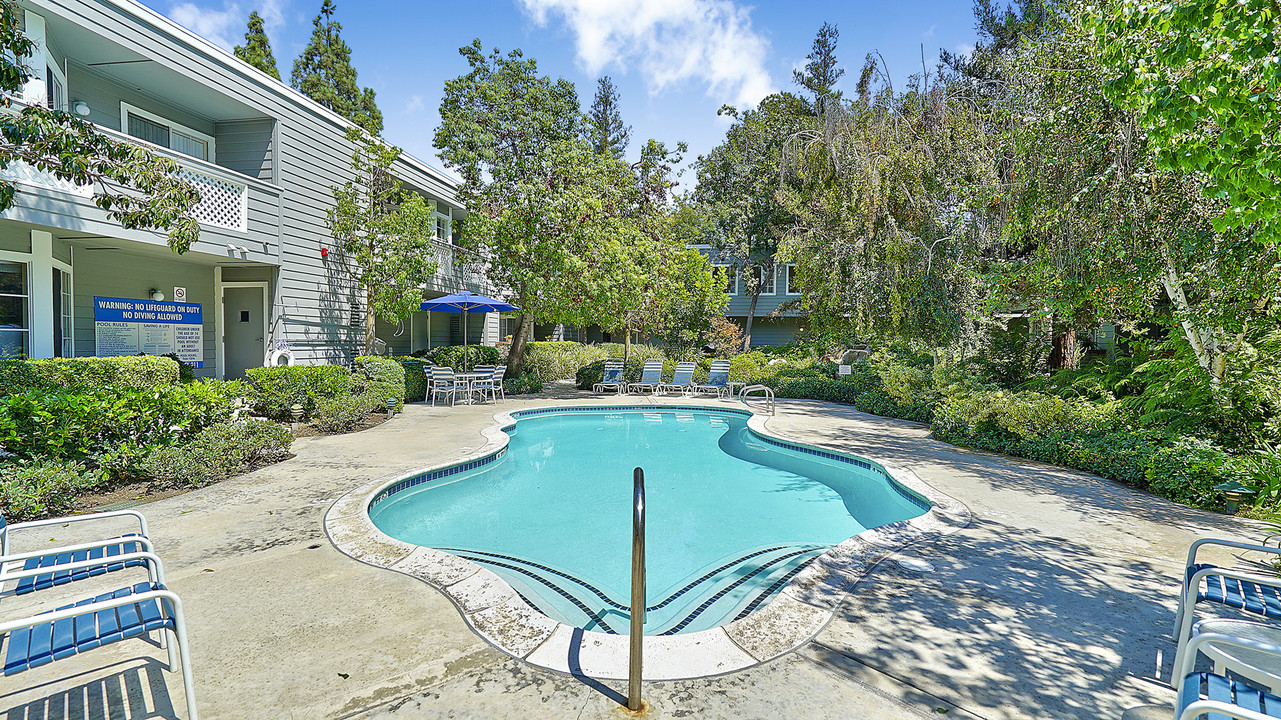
[215,118,274,182]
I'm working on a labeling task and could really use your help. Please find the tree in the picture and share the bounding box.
[1095,0,1281,248]
[0,0,200,253]
[234,11,280,80]
[694,93,810,349]
[291,0,382,134]
[435,41,585,375]
[327,127,438,354]
[793,23,845,115]
[585,76,631,159]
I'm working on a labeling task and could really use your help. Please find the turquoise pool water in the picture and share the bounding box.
[369,408,928,635]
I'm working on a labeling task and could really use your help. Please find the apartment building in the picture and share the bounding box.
[1,0,492,378]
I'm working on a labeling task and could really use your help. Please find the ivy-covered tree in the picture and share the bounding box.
[327,127,438,354]
[585,76,631,159]
[234,11,280,80]
[435,41,584,375]
[0,0,200,253]
[291,0,382,134]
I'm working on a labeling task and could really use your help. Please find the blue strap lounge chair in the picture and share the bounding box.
[0,553,199,719]
[627,360,665,395]
[1173,538,1281,684]
[693,360,732,398]
[1175,633,1281,719]
[1,510,154,598]
[659,362,698,396]
[594,360,625,395]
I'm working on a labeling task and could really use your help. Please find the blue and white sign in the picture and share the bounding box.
[93,296,204,368]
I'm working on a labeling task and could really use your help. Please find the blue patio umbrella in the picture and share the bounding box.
[420,291,519,370]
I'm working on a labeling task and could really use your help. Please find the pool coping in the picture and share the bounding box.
[323,400,971,681]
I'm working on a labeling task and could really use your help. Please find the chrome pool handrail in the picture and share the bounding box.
[738,384,776,415]
[629,466,646,712]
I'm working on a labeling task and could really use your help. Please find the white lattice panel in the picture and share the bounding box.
[1,161,93,197]
[178,167,247,232]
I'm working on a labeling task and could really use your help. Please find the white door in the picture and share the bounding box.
[223,286,265,379]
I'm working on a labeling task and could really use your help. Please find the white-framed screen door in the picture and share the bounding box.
[221,282,268,379]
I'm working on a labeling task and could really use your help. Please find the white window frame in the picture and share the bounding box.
[715,264,737,296]
[52,258,73,357]
[434,211,451,242]
[120,102,216,161]
[749,265,776,295]
[44,58,66,112]
[785,264,801,296]
[0,251,31,358]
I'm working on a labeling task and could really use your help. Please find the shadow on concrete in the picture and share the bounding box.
[567,628,628,706]
[1,658,179,720]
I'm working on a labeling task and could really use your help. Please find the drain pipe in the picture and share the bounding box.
[629,467,646,712]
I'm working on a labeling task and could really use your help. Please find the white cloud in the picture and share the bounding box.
[404,95,425,114]
[922,24,936,40]
[517,0,775,109]
[167,1,287,51]
[955,42,975,59]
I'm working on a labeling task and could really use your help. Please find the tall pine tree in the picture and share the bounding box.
[233,11,280,80]
[793,23,844,115]
[291,0,383,134]
[585,76,630,159]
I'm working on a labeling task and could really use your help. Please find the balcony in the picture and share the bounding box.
[426,240,490,294]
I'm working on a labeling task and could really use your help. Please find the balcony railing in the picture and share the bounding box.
[428,240,489,292]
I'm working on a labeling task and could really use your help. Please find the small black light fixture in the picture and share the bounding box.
[1215,480,1256,514]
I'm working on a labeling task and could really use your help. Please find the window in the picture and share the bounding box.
[786,264,801,295]
[716,265,737,296]
[52,267,72,357]
[435,214,451,242]
[748,265,775,295]
[45,66,65,111]
[121,103,214,161]
[0,261,29,358]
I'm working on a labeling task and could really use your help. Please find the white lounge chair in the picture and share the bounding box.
[659,362,697,395]
[693,360,732,398]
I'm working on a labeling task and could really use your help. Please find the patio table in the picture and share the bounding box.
[1192,618,1281,693]
[453,372,491,405]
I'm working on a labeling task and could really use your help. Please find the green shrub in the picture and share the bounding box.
[245,365,352,421]
[0,458,104,521]
[354,356,405,412]
[0,382,238,463]
[575,357,677,389]
[523,342,609,383]
[29,356,180,392]
[313,393,376,434]
[396,357,428,402]
[141,420,293,487]
[417,345,500,369]
[505,375,544,395]
[160,353,196,383]
[1146,437,1237,507]
[0,359,56,397]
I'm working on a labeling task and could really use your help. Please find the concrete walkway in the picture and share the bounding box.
[0,391,1263,719]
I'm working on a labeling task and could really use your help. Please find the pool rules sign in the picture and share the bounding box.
[93,296,204,368]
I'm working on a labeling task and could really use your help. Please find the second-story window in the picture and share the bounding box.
[749,265,775,295]
[715,265,737,296]
[122,103,214,162]
[786,264,801,295]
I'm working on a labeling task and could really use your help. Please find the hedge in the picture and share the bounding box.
[26,356,181,392]
[415,345,499,369]
[396,357,429,402]
[141,420,293,487]
[245,365,352,421]
[0,458,104,521]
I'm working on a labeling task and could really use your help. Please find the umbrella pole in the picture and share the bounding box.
[462,308,468,372]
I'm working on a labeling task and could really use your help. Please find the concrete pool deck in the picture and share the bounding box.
[1,389,1266,719]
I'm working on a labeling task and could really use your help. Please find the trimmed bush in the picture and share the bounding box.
[417,345,499,369]
[160,353,196,383]
[141,420,293,487]
[245,365,352,421]
[29,355,180,392]
[0,458,104,521]
[396,357,428,402]
[0,359,56,397]
[505,375,544,395]
[354,356,405,412]
[314,393,376,434]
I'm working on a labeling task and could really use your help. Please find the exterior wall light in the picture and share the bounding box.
[150,289,165,301]
[71,101,90,116]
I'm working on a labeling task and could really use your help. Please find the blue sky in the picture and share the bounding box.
[146,0,980,185]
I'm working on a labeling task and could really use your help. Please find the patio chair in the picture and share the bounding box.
[429,367,468,407]
[0,552,200,719]
[1172,538,1281,685]
[1,510,154,597]
[593,360,625,395]
[1174,632,1281,720]
[693,360,732,398]
[659,362,698,395]
[471,365,504,404]
[627,360,665,395]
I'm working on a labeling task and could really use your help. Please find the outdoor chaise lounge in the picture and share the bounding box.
[0,551,200,719]
[594,359,625,394]
[659,362,698,395]
[693,360,732,398]
[1,510,153,597]
[627,360,665,395]
[1173,538,1281,683]
[1174,632,1281,719]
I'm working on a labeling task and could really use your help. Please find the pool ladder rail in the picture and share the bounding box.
[738,384,776,415]
[630,467,645,712]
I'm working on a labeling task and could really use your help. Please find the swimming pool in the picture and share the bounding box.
[368,407,929,635]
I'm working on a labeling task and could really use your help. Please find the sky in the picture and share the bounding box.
[142,0,981,187]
